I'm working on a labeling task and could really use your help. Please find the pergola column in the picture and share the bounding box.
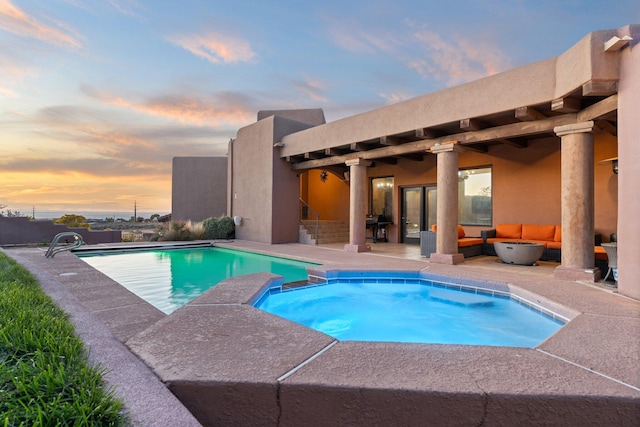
[429,142,464,265]
[553,121,600,281]
[344,158,372,253]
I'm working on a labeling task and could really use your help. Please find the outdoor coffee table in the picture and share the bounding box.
[494,241,544,265]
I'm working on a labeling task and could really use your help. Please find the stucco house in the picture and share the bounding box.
[173,25,639,300]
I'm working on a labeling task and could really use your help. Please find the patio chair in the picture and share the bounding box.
[601,243,617,283]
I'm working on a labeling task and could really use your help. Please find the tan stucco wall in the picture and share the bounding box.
[231,115,318,243]
[617,26,640,299]
[172,157,228,222]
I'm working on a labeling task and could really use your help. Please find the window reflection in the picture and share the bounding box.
[371,177,394,221]
[458,167,492,225]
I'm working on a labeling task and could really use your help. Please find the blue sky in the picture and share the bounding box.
[1,0,638,215]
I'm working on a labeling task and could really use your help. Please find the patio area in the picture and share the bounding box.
[3,241,638,425]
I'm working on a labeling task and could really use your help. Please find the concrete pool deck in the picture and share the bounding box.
[3,241,639,426]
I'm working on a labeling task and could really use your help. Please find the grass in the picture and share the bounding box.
[0,252,127,426]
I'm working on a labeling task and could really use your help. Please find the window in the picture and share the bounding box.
[371,177,394,221]
[458,167,492,225]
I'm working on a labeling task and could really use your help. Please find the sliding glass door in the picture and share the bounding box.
[401,186,437,244]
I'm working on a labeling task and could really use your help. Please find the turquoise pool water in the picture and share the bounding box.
[255,276,565,348]
[79,247,316,314]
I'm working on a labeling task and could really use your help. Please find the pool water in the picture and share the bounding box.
[79,247,316,314]
[255,280,565,348]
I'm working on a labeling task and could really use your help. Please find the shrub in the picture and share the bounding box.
[190,221,205,240]
[202,216,235,240]
[54,214,91,230]
[152,220,192,241]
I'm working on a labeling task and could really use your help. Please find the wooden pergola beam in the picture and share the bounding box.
[304,151,325,160]
[325,147,349,156]
[577,94,618,121]
[460,118,485,131]
[551,97,581,113]
[350,142,369,151]
[515,106,546,121]
[380,136,403,146]
[291,113,577,171]
[415,128,442,139]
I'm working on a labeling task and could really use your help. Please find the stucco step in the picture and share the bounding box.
[299,221,349,245]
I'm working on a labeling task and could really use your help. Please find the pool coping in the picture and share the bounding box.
[4,241,640,426]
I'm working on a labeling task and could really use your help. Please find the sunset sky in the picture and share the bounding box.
[1,1,638,217]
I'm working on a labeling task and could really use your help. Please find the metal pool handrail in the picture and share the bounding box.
[45,232,84,258]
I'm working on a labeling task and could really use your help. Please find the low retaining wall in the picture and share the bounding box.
[0,217,121,245]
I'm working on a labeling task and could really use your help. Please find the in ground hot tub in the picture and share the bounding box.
[253,271,565,348]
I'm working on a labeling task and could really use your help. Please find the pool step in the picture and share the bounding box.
[429,290,494,307]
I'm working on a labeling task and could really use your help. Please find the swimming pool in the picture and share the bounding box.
[78,246,317,314]
[254,272,565,348]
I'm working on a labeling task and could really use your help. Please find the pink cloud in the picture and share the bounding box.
[167,31,256,64]
[0,0,82,48]
[325,17,400,54]
[81,85,255,126]
[293,78,328,102]
[408,26,511,86]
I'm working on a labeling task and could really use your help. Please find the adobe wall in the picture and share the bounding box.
[231,115,318,243]
[171,157,228,222]
[0,217,121,245]
[617,25,640,299]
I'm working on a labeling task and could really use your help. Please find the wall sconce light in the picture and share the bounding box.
[320,170,328,182]
[598,157,618,174]
[604,35,632,52]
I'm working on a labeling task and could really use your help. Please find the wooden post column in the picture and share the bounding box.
[429,142,465,265]
[553,121,600,282]
[344,158,372,253]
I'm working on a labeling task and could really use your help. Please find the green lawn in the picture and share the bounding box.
[0,252,127,426]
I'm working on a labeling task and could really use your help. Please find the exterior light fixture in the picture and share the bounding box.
[598,157,618,174]
[604,35,632,52]
[320,170,328,182]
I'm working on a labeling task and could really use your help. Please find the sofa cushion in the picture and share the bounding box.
[522,224,556,242]
[496,224,522,239]
[458,237,483,247]
[431,224,466,238]
[547,241,562,250]
[594,246,608,261]
[554,226,562,242]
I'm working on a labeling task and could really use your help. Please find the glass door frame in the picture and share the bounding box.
[400,185,437,244]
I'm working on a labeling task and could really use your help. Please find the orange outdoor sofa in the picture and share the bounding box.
[420,225,483,258]
[481,223,606,267]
